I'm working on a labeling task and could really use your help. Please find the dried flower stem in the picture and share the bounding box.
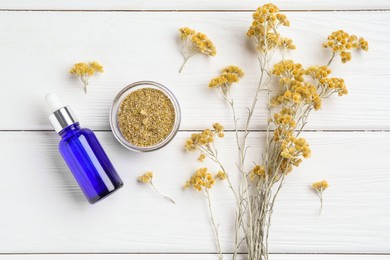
[183,4,367,260]
[150,181,175,204]
[205,189,223,260]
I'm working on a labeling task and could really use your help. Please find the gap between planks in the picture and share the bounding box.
[0,9,389,12]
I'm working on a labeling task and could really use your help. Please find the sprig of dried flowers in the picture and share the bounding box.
[312,180,329,215]
[70,61,103,94]
[183,3,368,260]
[184,167,226,260]
[138,172,175,204]
[178,27,216,73]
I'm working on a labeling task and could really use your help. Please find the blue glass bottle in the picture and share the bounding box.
[46,94,123,204]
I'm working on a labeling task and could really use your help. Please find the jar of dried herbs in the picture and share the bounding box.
[110,81,181,152]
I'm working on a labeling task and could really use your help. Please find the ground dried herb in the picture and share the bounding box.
[118,88,175,147]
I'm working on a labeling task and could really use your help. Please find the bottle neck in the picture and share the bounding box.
[59,122,81,138]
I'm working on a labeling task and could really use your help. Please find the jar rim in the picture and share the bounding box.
[109,81,181,152]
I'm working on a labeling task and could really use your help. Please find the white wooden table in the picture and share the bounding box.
[0,1,389,259]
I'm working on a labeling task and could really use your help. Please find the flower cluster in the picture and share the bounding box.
[138,171,153,183]
[184,123,225,152]
[69,61,103,94]
[249,165,266,181]
[178,27,216,72]
[209,66,244,88]
[184,168,216,191]
[306,65,348,96]
[323,30,368,63]
[247,3,292,52]
[281,136,310,159]
[216,171,227,180]
[312,179,329,191]
[279,37,296,50]
[271,60,322,110]
[209,65,244,103]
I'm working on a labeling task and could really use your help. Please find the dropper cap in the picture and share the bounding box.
[45,93,78,133]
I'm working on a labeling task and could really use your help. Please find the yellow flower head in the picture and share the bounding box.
[184,123,225,152]
[247,3,290,52]
[280,136,311,165]
[185,168,216,191]
[312,180,329,193]
[249,165,266,181]
[138,171,154,183]
[179,27,195,40]
[215,171,227,180]
[70,61,103,77]
[178,27,216,72]
[209,65,244,90]
[323,30,368,63]
[69,61,104,93]
[197,153,206,162]
[279,37,296,50]
[191,32,217,56]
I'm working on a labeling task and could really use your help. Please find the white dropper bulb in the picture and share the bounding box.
[45,93,65,113]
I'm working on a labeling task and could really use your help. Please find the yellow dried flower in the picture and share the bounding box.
[178,27,216,73]
[70,61,103,94]
[185,168,216,191]
[198,153,206,162]
[179,27,195,40]
[279,37,296,50]
[138,171,154,183]
[312,180,329,191]
[249,165,266,181]
[184,123,225,152]
[215,171,227,180]
[312,180,329,214]
[323,30,368,63]
[138,171,175,204]
[247,3,291,52]
[279,136,311,172]
[221,65,245,77]
[209,66,245,103]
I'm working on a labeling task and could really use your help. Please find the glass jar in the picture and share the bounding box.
[109,81,181,152]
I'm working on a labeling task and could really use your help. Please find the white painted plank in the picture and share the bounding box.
[1,254,389,260]
[0,0,389,10]
[0,131,388,253]
[0,11,387,131]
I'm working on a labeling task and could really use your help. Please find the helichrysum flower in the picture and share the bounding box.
[197,153,206,162]
[70,61,103,94]
[312,180,329,214]
[178,27,216,73]
[138,171,175,204]
[138,171,153,183]
[209,65,244,101]
[249,165,266,181]
[247,3,292,52]
[184,168,221,191]
[184,123,225,152]
[215,171,227,180]
[323,30,368,63]
[279,37,296,50]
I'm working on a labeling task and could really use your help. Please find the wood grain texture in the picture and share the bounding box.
[0,0,389,10]
[0,131,388,254]
[0,11,387,131]
[1,254,389,260]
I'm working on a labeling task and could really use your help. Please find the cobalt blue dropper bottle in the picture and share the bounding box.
[46,93,123,204]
